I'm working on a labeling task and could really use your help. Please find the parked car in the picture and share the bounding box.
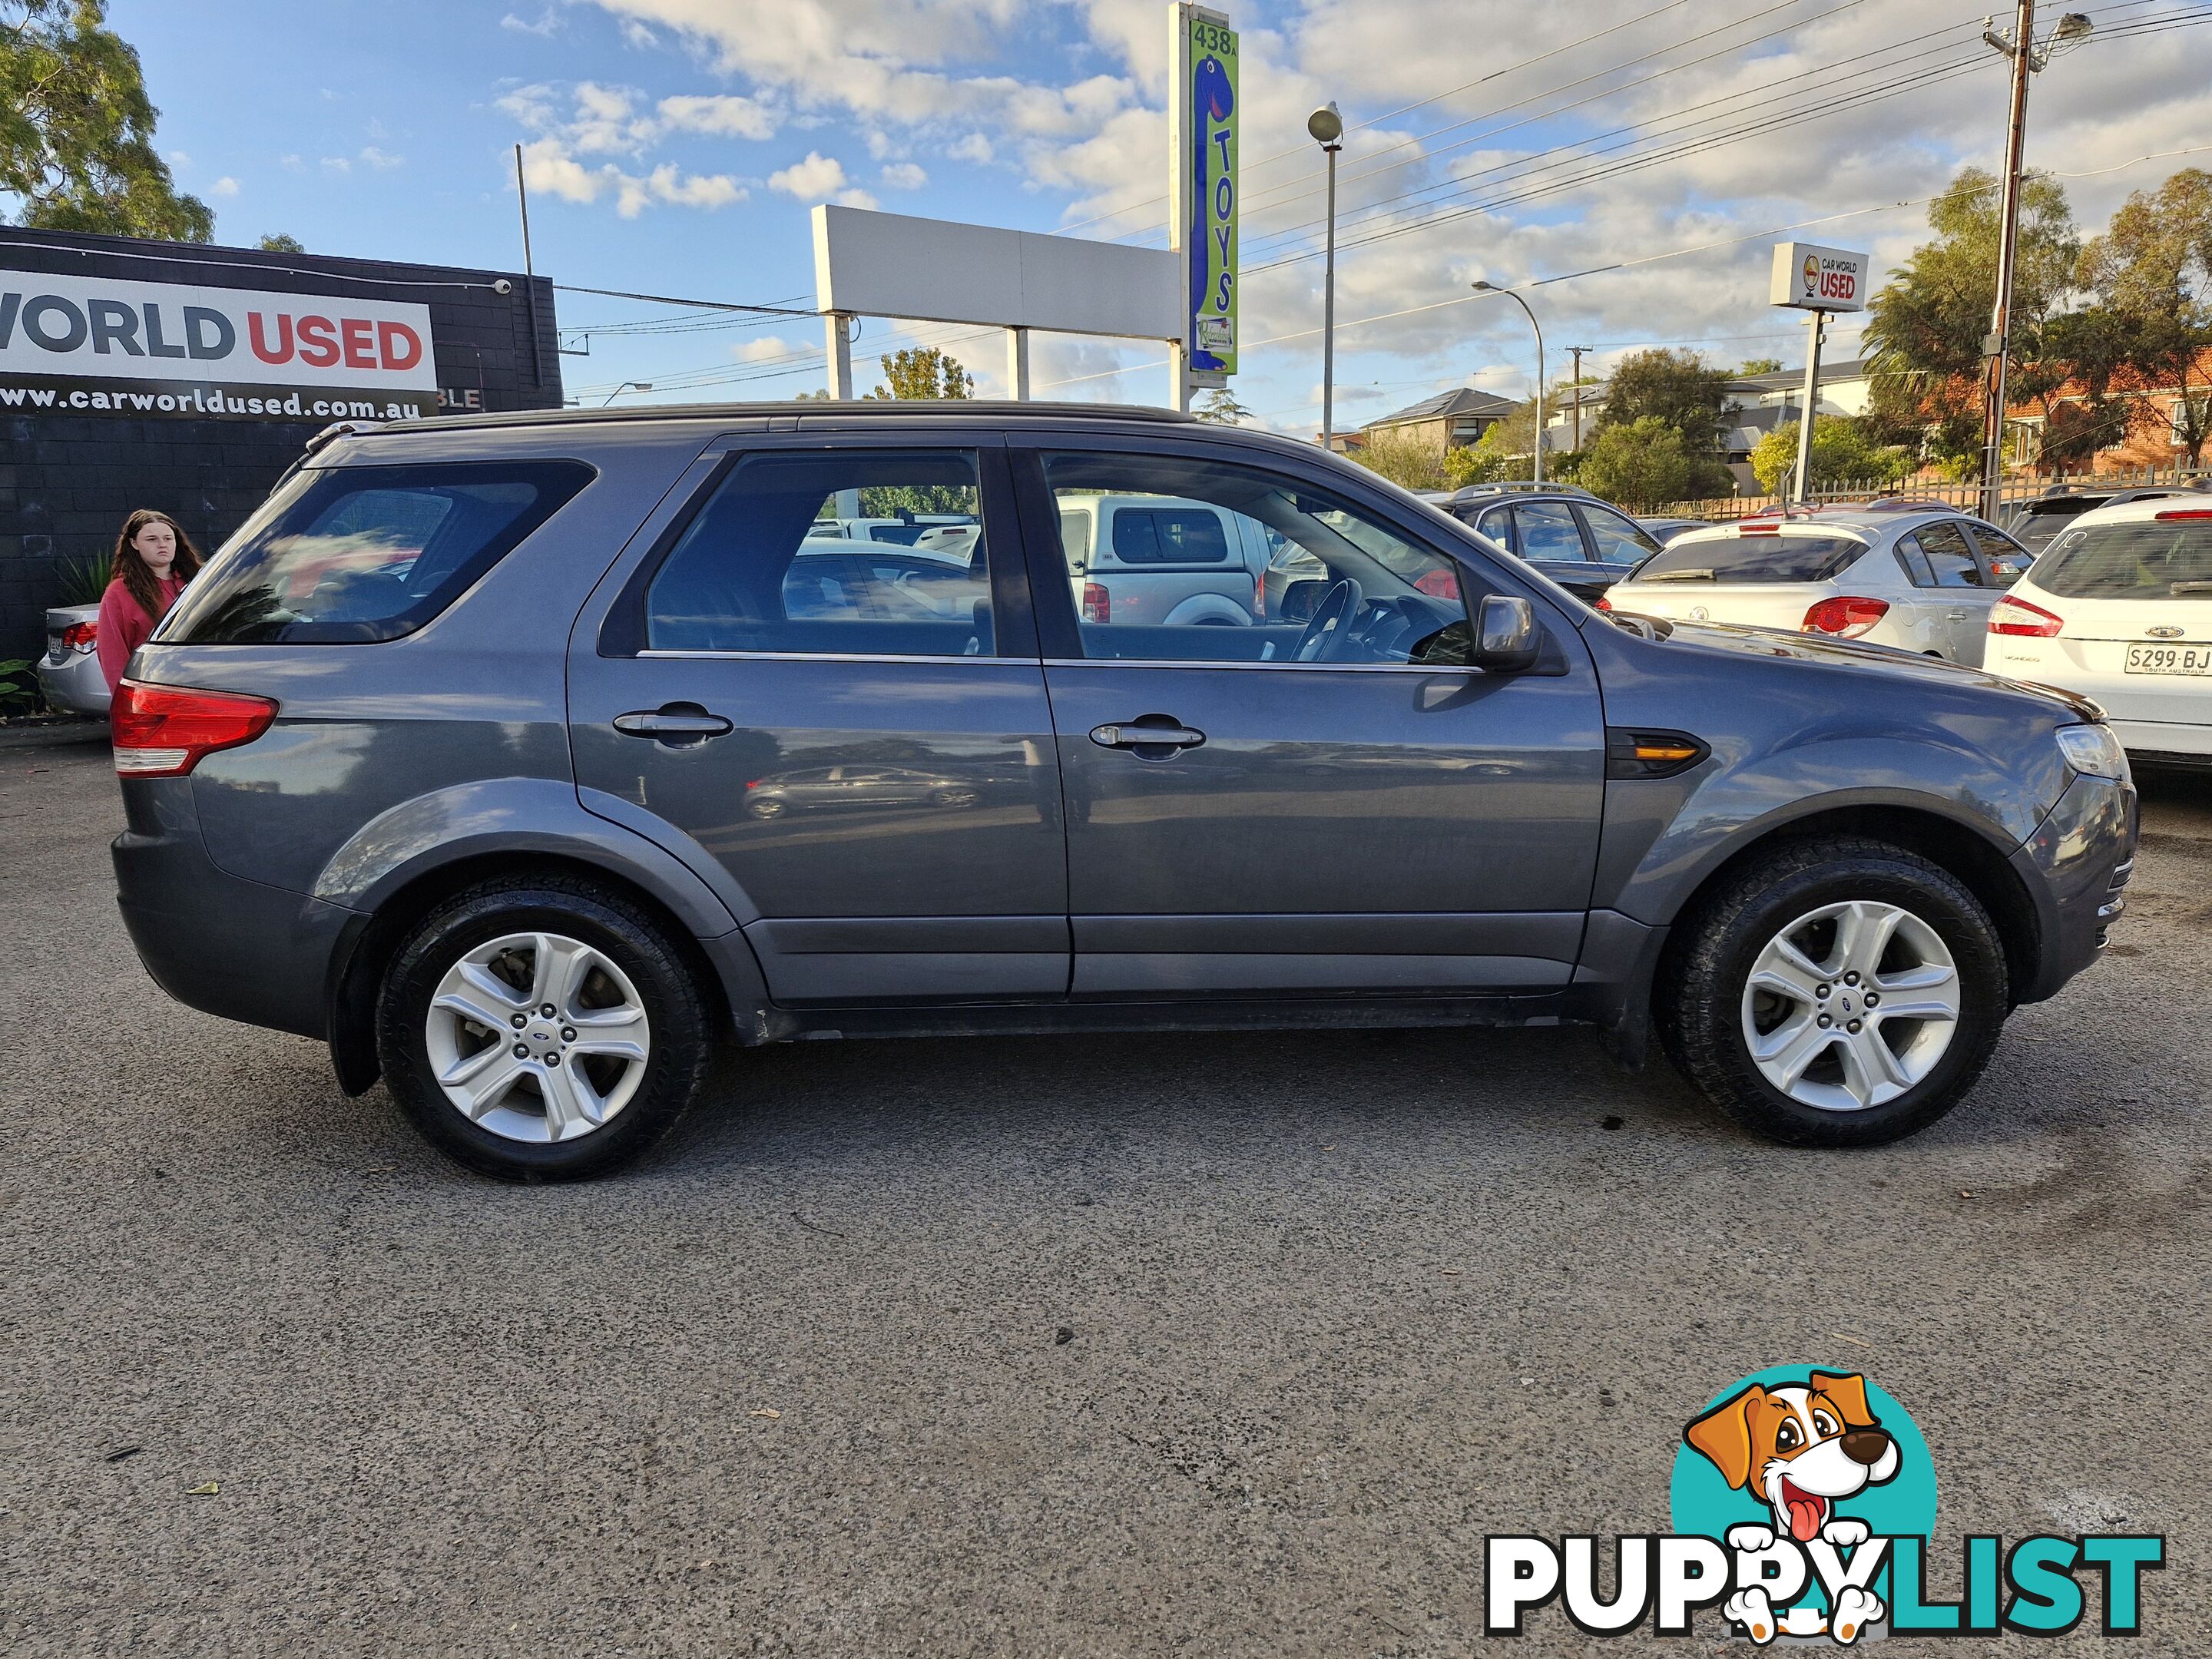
[1057,491,1271,625]
[1437,486,1664,602]
[1602,508,2032,666]
[1984,495,2212,766]
[2003,484,2205,554]
[803,514,975,546]
[109,402,2134,1179]
[780,545,988,626]
[38,603,108,715]
[1637,517,1711,546]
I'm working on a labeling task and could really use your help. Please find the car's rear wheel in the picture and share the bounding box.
[1659,838,2008,1146]
[376,876,713,1180]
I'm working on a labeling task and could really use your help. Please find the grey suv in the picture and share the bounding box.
[110,402,2137,1179]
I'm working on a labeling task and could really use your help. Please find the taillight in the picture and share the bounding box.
[1414,568,1462,601]
[1594,595,1614,612]
[1081,581,1110,624]
[111,680,277,777]
[2154,508,2212,520]
[1801,596,1890,638]
[60,620,98,652]
[1989,595,2065,637]
[1253,573,1265,618]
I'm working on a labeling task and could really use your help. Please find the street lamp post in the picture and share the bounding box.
[1978,5,2094,522]
[601,380,653,406]
[1472,281,1544,485]
[1309,103,1343,449]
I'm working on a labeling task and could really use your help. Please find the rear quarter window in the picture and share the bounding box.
[161,460,592,644]
[1630,533,1868,584]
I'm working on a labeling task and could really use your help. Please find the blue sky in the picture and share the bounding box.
[107,1,2212,430]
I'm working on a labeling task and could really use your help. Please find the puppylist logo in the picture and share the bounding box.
[1485,1366,2165,1643]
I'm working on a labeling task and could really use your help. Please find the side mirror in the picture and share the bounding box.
[1474,593,1541,674]
[1280,578,1327,623]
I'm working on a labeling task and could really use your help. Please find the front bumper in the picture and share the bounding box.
[2008,769,2138,1004]
[112,777,353,1039]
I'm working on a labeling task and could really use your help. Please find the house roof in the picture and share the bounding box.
[1724,358,1871,393]
[1365,386,1519,429]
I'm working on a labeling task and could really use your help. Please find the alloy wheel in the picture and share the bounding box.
[1737,899,1961,1113]
[422,932,651,1143]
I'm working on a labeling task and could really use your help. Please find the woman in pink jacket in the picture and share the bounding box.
[97,509,204,696]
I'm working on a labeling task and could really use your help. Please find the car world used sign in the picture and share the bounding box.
[1768,242,1870,313]
[0,270,439,422]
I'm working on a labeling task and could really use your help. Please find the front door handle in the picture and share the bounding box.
[1090,717,1206,753]
[614,704,733,742]
[1947,608,1972,621]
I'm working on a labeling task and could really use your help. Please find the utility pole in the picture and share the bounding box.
[1978,8,2094,522]
[514,144,533,276]
[1568,345,1591,452]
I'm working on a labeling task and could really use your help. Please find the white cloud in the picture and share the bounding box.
[359,146,404,171]
[946,134,994,165]
[881,161,926,190]
[166,150,191,169]
[279,154,303,173]
[209,177,240,197]
[500,8,561,35]
[619,18,658,49]
[515,134,745,216]
[320,156,350,174]
[734,335,800,362]
[768,151,875,208]
[657,92,777,141]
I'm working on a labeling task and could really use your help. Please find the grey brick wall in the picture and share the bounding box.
[1,229,562,662]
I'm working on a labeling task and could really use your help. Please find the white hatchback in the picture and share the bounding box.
[1601,508,2029,665]
[1984,496,2212,763]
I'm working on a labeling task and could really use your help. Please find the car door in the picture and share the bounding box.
[1575,502,1664,587]
[1912,518,1998,664]
[569,432,1069,1004]
[1009,436,1606,999]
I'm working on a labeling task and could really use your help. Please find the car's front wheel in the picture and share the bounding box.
[1659,838,2009,1146]
[376,876,714,1180]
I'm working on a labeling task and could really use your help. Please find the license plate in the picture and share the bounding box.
[2124,642,2212,675]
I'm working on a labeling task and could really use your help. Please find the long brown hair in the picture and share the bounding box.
[113,509,204,622]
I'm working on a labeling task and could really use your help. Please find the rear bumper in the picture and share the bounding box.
[37,650,110,716]
[2008,770,2138,1005]
[112,780,353,1040]
[2108,717,2212,760]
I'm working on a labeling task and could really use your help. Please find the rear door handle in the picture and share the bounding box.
[1090,720,1206,751]
[614,704,733,741]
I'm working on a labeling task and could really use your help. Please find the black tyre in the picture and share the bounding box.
[1658,838,2009,1147]
[375,874,714,1181]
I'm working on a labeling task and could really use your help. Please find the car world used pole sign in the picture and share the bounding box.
[1769,242,1870,313]
[0,269,439,421]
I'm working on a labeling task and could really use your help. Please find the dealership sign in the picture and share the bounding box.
[1173,4,1238,383]
[0,270,438,421]
[1769,243,1870,313]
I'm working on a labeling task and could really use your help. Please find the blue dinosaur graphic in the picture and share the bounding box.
[1187,51,1234,371]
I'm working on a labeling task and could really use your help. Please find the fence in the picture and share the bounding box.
[1655,465,2212,522]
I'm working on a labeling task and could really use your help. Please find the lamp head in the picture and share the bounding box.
[1471,280,1498,292]
[2054,12,2092,41]
[1306,102,1343,145]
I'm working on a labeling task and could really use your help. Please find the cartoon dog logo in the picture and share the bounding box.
[1803,253,1820,297]
[1684,1371,1900,1644]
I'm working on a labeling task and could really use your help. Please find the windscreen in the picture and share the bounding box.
[2032,518,2212,599]
[1629,532,1868,584]
[161,461,592,644]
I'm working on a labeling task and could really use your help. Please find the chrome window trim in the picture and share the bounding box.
[1041,656,1472,675]
[637,648,1034,665]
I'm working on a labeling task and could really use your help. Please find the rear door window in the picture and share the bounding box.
[1967,524,2028,586]
[161,461,592,644]
[1512,502,1586,561]
[1914,521,1985,587]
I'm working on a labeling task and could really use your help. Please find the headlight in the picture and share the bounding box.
[2055,723,2128,781]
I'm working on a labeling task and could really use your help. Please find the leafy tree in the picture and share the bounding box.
[1738,357,1783,376]
[2079,169,2212,465]
[1749,418,1912,495]
[1578,416,1696,510]
[1194,387,1251,425]
[1863,166,2078,471]
[1349,425,1452,491]
[1593,348,1731,452]
[1,0,211,240]
[256,231,303,253]
[870,346,974,400]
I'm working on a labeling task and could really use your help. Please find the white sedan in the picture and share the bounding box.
[1984,495,2212,764]
[1601,507,2029,665]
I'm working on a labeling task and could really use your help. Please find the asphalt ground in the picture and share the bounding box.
[2,741,2207,1657]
